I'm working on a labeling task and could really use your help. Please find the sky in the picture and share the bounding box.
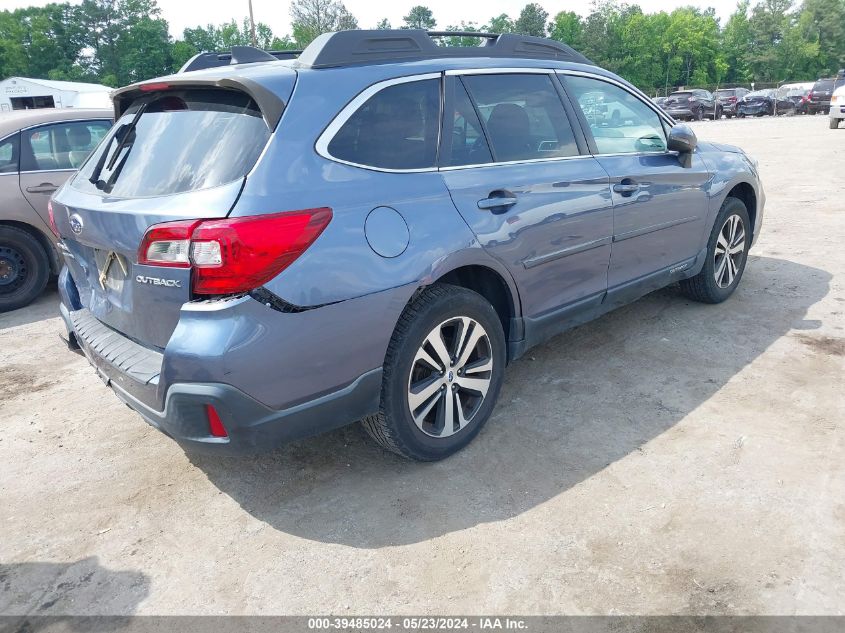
[0,0,738,38]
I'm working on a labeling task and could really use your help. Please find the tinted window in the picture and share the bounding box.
[715,89,737,97]
[567,75,667,155]
[443,80,492,167]
[463,74,579,162]
[0,135,19,173]
[328,79,440,170]
[74,89,269,197]
[21,120,110,171]
[814,80,834,91]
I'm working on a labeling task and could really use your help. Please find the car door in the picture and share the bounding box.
[560,73,711,293]
[18,119,111,227]
[439,71,613,320]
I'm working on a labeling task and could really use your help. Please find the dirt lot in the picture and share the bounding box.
[1,115,843,616]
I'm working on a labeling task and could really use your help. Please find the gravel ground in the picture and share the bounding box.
[1,114,843,616]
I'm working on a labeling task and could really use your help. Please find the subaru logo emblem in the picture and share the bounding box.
[69,214,83,235]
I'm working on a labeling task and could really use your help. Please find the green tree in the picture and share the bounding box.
[722,1,754,82]
[402,6,436,30]
[376,18,392,29]
[290,0,358,46]
[513,3,548,36]
[548,10,583,48]
[799,0,845,74]
[487,13,514,33]
[440,22,483,46]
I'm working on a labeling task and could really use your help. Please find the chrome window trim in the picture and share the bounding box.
[315,72,442,174]
[19,118,112,135]
[19,168,78,175]
[445,67,553,76]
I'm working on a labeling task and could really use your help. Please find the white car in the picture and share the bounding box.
[830,85,845,128]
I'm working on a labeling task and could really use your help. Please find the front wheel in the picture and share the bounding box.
[679,198,751,304]
[362,284,506,461]
[0,226,50,313]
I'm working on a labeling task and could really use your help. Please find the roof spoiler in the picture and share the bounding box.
[179,46,303,73]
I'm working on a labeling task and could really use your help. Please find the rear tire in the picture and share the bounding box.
[679,197,751,304]
[0,226,50,313]
[830,118,840,129]
[362,284,506,461]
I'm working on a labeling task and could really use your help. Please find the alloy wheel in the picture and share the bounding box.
[714,214,746,288]
[407,316,493,438]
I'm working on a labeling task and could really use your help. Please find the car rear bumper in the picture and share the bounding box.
[60,301,383,454]
[738,104,769,115]
[830,105,845,119]
[666,107,694,118]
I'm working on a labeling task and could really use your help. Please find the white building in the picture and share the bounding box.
[0,77,112,112]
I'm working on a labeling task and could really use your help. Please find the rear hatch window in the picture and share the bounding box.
[813,80,834,92]
[73,88,270,198]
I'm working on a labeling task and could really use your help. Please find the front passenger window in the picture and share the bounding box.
[462,73,579,162]
[565,75,667,155]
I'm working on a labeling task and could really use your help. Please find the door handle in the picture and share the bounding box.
[477,190,518,211]
[26,183,58,194]
[612,179,640,196]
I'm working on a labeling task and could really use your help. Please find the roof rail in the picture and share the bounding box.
[179,46,303,73]
[295,30,593,70]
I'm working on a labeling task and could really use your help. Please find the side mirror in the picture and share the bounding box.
[667,124,698,153]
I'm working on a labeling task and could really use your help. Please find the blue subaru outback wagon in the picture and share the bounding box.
[52,31,764,460]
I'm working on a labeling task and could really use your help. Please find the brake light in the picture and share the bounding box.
[139,82,171,92]
[138,209,332,295]
[47,201,60,238]
[729,96,737,102]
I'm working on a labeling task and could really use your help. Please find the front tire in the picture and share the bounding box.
[362,284,507,461]
[680,198,751,304]
[0,226,50,313]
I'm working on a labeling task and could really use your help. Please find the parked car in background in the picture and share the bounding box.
[807,77,845,114]
[714,87,749,118]
[778,82,814,114]
[653,96,668,108]
[0,108,112,311]
[664,89,719,120]
[829,85,845,128]
[737,89,795,117]
[51,33,764,461]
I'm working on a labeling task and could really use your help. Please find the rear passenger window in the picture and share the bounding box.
[443,80,493,167]
[328,79,440,170]
[565,75,667,155]
[0,135,19,173]
[22,121,111,172]
[462,74,579,162]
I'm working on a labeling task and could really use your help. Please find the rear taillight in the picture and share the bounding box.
[688,97,696,102]
[138,208,332,295]
[729,96,737,102]
[47,201,60,238]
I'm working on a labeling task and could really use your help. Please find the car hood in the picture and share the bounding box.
[700,141,744,154]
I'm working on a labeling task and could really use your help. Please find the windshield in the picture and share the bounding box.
[715,89,736,97]
[73,88,270,198]
[746,90,774,99]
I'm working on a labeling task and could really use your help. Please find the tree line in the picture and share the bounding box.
[1,0,843,94]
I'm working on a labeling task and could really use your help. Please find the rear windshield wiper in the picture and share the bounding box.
[89,102,148,191]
